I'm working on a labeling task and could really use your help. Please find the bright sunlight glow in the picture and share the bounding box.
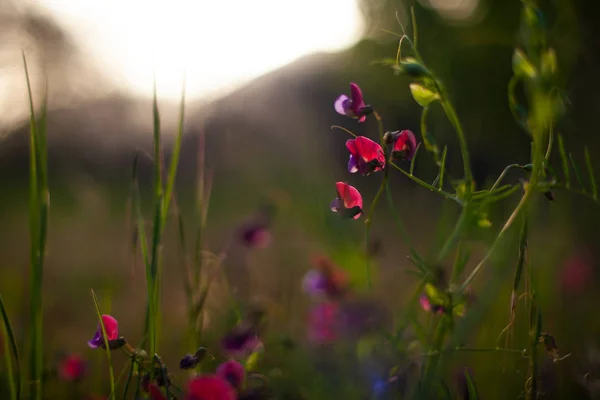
[38,0,363,100]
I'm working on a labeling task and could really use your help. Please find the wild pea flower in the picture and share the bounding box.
[58,354,86,382]
[560,250,593,293]
[238,202,277,249]
[185,375,237,400]
[222,324,262,359]
[346,136,386,175]
[148,384,168,400]
[180,354,200,370]
[330,182,363,219]
[216,360,245,389]
[419,294,444,315]
[302,254,348,300]
[87,314,118,349]
[334,82,372,122]
[390,130,418,161]
[307,301,341,344]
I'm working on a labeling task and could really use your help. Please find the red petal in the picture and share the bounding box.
[354,136,384,163]
[100,315,119,340]
[349,82,364,107]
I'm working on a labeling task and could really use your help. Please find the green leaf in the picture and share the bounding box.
[0,294,20,400]
[557,134,571,188]
[541,48,557,79]
[585,146,598,200]
[464,368,480,400]
[453,302,466,317]
[409,83,440,107]
[512,49,537,79]
[245,350,263,372]
[424,283,445,306]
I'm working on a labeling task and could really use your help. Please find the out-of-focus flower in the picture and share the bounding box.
[390,130,418,161]
[58,354,86,382]
[222,324,262,359]
[239,223,271,249]
[330,182,363,220]
[185,375,237,400]
[302,255,348,300]
[238,202,277,249]
[334,83,372,123]
[419,294,444,315]
[148,384,168,400]
[216,359,245,389]
[560,250,593,293]
[338,297,392,339]
[346,136,386,175]
[87,315,118,349]
[307,301,341,344]
[180,354,200,370]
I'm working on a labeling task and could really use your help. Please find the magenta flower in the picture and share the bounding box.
[346,136,386,175]
[419,294,444,315]
[239,223,272,249]
[58,354,86,382]
[87,315,118,349]
[334,83,372,122]
[307,301,341,344]
[330,182,363,219]
[216,360,245,389]
[391,130,418,161]
[185,375,237,400]
[221,324,262,359]
[561,250,593,293]
[302,254,348,300]
[148,384,168,400]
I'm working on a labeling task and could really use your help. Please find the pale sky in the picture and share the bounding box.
[36,0,364,100]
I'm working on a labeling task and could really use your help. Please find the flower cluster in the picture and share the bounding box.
[330,83,418,220]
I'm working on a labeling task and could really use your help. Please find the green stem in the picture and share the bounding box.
[389,162,461,204]
[456,186,533,294]
[417,346,526,358]
[439,95,473,186]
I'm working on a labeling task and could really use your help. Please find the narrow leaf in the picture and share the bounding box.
[0,294,20,400]
[90,289,115,399]
[410,142,421,176]
[584,146,598,200]
[557,134,570,188]
[438,146,447,190]
[464,368,481,400]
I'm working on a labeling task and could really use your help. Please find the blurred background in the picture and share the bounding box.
[1,0,600,398]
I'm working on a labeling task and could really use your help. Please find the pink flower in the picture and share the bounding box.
[561,250,593,293]
[334,83,372,122]
[216,360,245,389]
[391,130,418,161]
[148,384,168,400]
[185,375,237,400]
[87,315,118,349]
[302,255,348,300]
[58,354,86,382]
[307,302,341,344]
[330,182,363,219]
[346,136,386,175]
[419,294,444,315]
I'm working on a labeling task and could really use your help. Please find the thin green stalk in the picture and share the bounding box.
[90,290,115,399]
[456,186,533,294]
[389,162,461,203]
[122,356,136,400]
[1,294,20,400]
[417,346,525,358]
[436,207,469,264]
[439,93,473,186]
[23,51,48,400]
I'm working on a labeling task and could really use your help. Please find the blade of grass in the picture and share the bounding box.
[0,294,20,400]
[90,289,115,399]
[163,75,186,219]
[584,146,597,200]
[438,146,447,190]
[557,134,570,189]
[23,50,48,400]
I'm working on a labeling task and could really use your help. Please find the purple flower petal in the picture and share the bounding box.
[348,154,359,173]
[330,198,342,213]
[334,94,350,115]
[87,331,103,349]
